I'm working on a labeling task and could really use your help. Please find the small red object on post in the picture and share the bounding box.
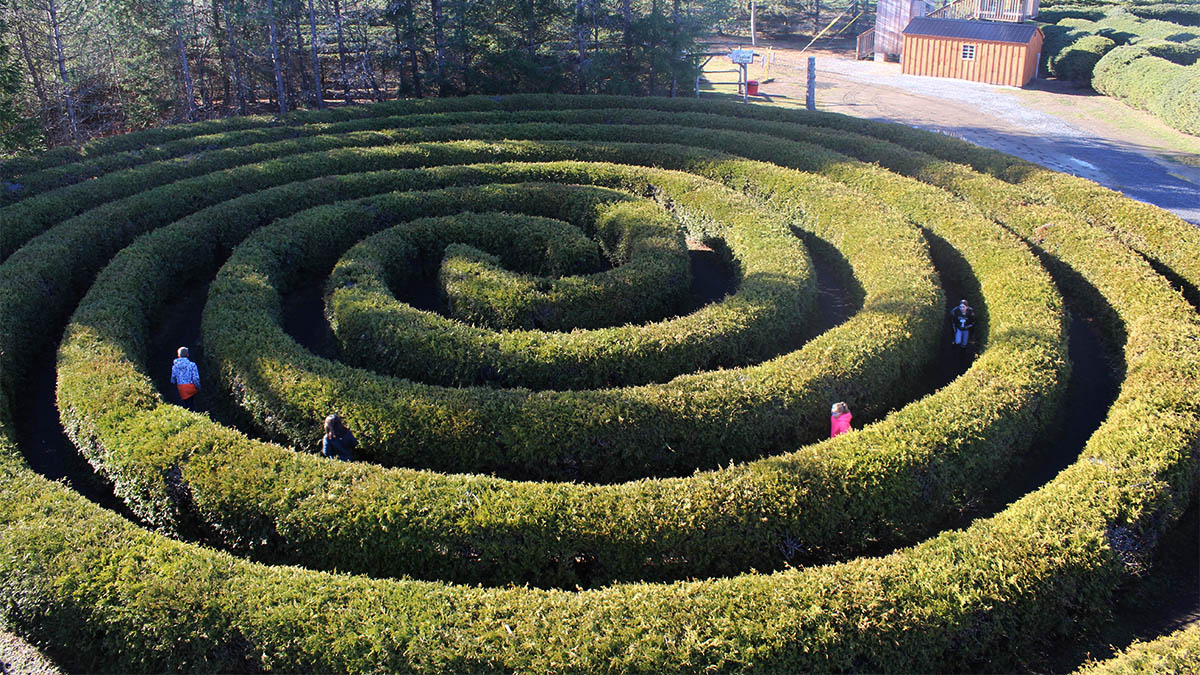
[746,80,759,96]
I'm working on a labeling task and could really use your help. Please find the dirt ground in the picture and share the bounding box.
[703,36,1200,224]
[0,627,59,675]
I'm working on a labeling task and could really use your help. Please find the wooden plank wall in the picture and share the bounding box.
[901,35,1039,86]
[876,0,926,56]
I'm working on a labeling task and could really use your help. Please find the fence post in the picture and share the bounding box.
[806,57,816,111]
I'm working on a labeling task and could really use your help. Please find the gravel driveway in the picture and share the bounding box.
[759,47,1200,224]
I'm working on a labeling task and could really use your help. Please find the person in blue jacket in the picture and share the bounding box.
[321,414,357,461]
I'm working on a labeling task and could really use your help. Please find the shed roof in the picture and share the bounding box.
[902,17,1041,44]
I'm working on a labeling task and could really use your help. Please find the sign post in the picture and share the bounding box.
[729,48,754,103]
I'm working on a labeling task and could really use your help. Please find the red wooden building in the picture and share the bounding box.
[901,17,1044,87]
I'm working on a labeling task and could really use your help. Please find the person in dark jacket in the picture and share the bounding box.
[321,414,357,461]
[951,299,975,348]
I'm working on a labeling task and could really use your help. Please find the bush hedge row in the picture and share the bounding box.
[432,205,688,331]
[1127,2,1200,26]
[54,149,936,581]
[1092,45,1200,135]
[203,168,823,480]
[333,201,695,336]
[327,195,808,390]
[54,134,1065,595]
[1077,623,1200,673]
[1052,34,1118,83]
[7,91,1179,299]
[682,91,1200,305]
[4,96,1195,671]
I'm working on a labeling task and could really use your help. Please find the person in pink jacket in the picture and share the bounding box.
[830,401,852,438]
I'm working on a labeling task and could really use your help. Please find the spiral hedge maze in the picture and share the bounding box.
[1,95,1198,672]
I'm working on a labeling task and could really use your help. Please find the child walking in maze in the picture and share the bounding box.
[170,346,201,409]
[951,299,975,349]
[322,414,358,461]
[830,401,852,438]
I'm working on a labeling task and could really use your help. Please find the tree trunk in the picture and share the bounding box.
[430,0,445,93]
[391,19,408,97]
[525,0,535,59]
[46,0,79,145]
[406,26,421,97]
[173,8,199,120]
[449,0,467,93]
[12,15,48,110]
[190,0,213,116]
[222,0,247,114]
[307,0,322,108]
[266,0,287,115]
[574,0,587,93]
[670,0,679,97]
[211,0,231,112]
[361,52,383,102]
[291,14,305,104]
[750,0,757,48]
[332,0,351,103]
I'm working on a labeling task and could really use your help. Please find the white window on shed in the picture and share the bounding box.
[962,44,977,60]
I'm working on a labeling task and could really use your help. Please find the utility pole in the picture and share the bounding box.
[750,0,756,47]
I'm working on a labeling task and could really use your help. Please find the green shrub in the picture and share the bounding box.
[1039,5,1108,23]
[1139,37,1200,64]
[327,182,810,390]
[1128,3,1200,27]
[1041,7,1200,81]
[428,204,691,331]
[1076,623,1200,673]
[202,171,838,480]
[1053,34,1118,83]
[54,132,1066,592]
[2,96,1195,671]
[1093,46,1200,135]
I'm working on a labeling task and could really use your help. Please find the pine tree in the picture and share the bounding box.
[0,8,40,152]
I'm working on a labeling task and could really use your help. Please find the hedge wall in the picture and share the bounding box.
[202,169,828,480]
[54,139,1063,589]
[1052,34,1119,83]
[1092,45,1200,135]
[1076,623,1200,673]
[0,95,1195,672]
[327,195,806,390]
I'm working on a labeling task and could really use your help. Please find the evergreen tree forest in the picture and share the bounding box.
[2,0,767,152]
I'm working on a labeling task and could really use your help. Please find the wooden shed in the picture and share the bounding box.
[901,17,1044,87]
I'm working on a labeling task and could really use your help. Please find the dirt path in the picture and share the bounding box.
[724,38,1200,224]
[1,626,60,675]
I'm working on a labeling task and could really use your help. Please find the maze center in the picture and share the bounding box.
[1,95,1198,672]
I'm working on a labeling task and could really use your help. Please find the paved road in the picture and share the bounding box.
[769,52,1200,224]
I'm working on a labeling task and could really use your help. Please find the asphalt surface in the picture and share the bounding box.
[778,52,1200,224]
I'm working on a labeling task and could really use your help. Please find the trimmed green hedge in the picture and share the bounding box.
[1,96,1194,671]
[343,203,693,334]
[1128,3,1200,27]
[1039,5,1108,23]
[1040,6,1200,103]
[6,148,1195,671]
[1052,34,1119,83]
[203,169,825,480]
[328,195,804,390]
[55,135,1066,593]
[1092,45,1200,135]
[1076,623,1200,673]
[1139,37,1200,65]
